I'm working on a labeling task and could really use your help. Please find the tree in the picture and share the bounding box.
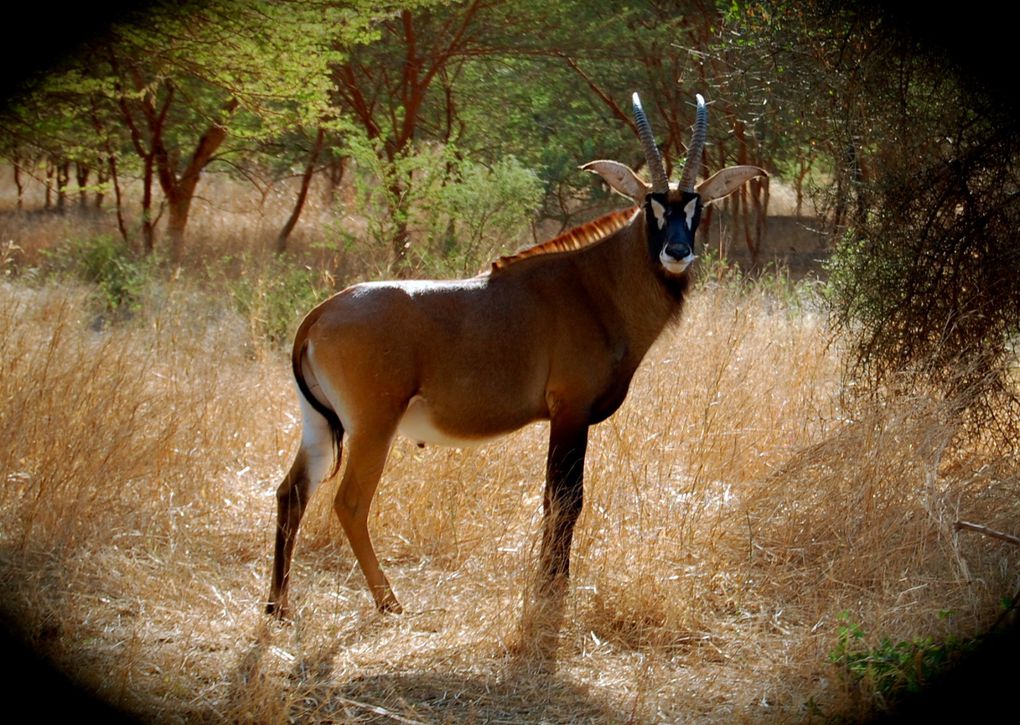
[103,0,346,260]
[274,126,328,253]
[330,0,491,269]
[2,0,357,260]
[737,0,1020,435]
[511,1,775,261]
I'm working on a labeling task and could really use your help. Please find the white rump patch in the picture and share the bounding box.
[297,392,335,489]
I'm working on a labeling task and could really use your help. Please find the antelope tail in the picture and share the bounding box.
[292,340,345,478]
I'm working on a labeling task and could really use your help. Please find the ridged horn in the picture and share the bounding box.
[632,92,669,194]
[677,93,708,192]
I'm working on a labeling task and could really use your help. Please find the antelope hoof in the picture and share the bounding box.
[377,596,404,615]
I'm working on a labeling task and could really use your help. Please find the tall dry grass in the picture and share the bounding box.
[1,171,1018,721]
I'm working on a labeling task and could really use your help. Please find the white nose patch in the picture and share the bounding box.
[660,250,696,274]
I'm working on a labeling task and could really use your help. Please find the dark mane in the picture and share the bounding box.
[487,207,638,275]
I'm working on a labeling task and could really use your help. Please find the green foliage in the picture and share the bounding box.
[413,155,545,276]
[44,235,153,315]
[1,0,375,258]
[337,133,544,277]
[453,49,634,223]
[226,256,333,347]
[828,611,975,707]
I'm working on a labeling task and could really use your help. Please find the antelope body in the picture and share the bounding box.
[266,93,767,618]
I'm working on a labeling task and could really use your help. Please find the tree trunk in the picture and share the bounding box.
[324,152,346,207]
[12,157,23,211]
[75,162,89,210]
[276,126,326,254]
[165,194,191,259]
[141,154,156,254]
[55,159,70,213]
[94,163,106,210]
[44,162,54,210]
[158,98,238,262]
[794,157,812,219]
[830,138,863,234]
[749,176,769,270]
[107,155,129,245]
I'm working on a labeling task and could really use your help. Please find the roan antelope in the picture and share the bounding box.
[266,93,767,618]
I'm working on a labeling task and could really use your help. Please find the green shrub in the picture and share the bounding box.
[227,256,333,347]
[828,611,975,707]
[336,133,543,278]
[44,234,153,316]
[412,154,544,277]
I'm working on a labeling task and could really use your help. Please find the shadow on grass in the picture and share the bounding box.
[225,611,627,724]
[308,667,626,724]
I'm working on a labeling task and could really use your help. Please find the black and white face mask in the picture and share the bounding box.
[645,190,702,275]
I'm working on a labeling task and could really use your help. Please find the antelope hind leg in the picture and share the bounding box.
[266,394,338,619]
[267,447,323,618]
[333,429,403,613]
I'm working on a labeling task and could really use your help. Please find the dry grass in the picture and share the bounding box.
[1,175,1019,722]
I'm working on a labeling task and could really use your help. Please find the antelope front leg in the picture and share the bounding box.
[539,418,589,594]
[519,416,589,661]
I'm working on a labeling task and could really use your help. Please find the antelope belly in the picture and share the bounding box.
[397,395,492,447]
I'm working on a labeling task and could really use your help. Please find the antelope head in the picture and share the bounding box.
[583,93,768,275]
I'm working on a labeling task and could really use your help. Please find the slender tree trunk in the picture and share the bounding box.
[44,162,54,210]
[88,97,123,238]
[75,162,89,210]
[55,159,70,213]
[12,157,23,211]
[700,202,715,255]
[94,163,106,209]
[324,153,346,206]
[277,126,326,253]
[795,157,811,219]
[750,176,769,269]
[734,187,757,269]
[733,122,762,267]
[110,65,161,252]
[141,154,156,254]
[107,155,129,245]
[831,138,863,234]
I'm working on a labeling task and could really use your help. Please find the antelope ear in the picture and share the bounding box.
[581,160,651,202]
[697,165,769,205]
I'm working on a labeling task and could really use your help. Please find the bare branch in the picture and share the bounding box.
[560,54,638,138]
[955,520,1020,548]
